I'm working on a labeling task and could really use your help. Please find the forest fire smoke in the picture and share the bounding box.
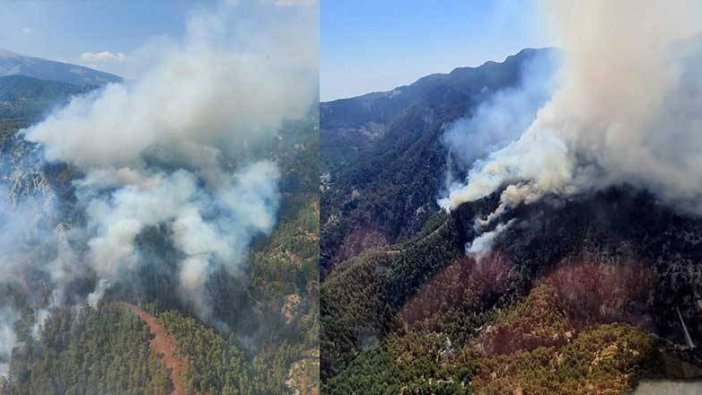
[0,0,316,373]
[440,0,702,223]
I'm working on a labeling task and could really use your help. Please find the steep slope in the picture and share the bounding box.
[0,48,319,394]
[0,49,121,86]
[322,189,702,392]
[320,47,702,393]
[320,48,554,276]
[466,188,702,351]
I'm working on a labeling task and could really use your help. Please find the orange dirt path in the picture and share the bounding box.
[124,303,189,395]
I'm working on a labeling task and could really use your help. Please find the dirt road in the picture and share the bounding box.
[124,303,188,395]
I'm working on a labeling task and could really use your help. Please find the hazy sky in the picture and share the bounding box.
[321,0,553,101]
[0,0,215,78]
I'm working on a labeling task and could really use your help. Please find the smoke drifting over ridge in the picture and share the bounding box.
[442,49,559,189]
[0,0,316,372]
[440,0,702,223]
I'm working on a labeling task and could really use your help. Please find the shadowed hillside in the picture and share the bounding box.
[320,48,554,277]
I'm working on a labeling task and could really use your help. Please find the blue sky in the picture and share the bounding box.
[0,1,215,77]
[321,0,553,101]
[0,1,549,100]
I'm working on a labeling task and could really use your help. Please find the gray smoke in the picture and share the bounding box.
[0,184,77,373]
[0,0,316,372]
[74,161,279,316]
[440,0,702,224]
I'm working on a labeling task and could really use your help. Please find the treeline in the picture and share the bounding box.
[7,305,171,395]
[0,75,94,122]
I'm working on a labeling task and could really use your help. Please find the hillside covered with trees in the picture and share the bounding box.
[320,48,702,394]
[0,65,319,394]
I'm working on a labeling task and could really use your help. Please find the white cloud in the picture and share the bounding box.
[80,51,128,63]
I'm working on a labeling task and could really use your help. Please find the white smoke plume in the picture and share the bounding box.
[0,0,316,356]
[441,0,702,223]
[466,220,514,262]
[0,307,19,378]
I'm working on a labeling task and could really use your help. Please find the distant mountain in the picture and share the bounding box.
[0,49,121,87]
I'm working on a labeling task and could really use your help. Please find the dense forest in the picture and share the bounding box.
[2,189,318,395]
[151,175,320,395]
[7,305,172,395]
[0,70,319,394]
[322,244,690,394]
[320,48,702,394]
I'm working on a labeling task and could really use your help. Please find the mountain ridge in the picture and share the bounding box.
[320,46,702,393]
[0,48,122,87]
[320,47,555,275]
[322,48,551,105]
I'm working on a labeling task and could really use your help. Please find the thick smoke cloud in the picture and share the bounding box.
[440,0,702,224]
[76,162,280,316]
[24,1,316,169]
[0,0,315,374]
